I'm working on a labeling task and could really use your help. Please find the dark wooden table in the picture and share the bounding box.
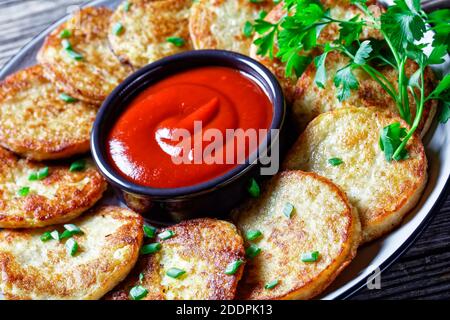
[1,0,449,300]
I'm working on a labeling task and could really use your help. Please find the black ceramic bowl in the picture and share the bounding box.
[91,50,285,223]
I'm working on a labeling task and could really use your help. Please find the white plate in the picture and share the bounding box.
[0,0,448,300]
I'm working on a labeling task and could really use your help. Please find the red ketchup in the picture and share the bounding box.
[107,66,273,188]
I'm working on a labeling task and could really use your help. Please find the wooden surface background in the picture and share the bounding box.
[1,0,449,300]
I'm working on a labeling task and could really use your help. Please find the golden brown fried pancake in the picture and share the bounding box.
[109,0,193,68]
[189,0,273,55]
[284,107,427,243]
[38,7,133,104]
[233,170,361,300]
[0,147,106,228]
[0,65,98,160]
[106,218,245,300]
[0,206,143,300]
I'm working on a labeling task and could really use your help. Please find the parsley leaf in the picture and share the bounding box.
[379,122,409,161]
[353,40,373,65]
[314,51,329,88]
[439,101,450,124]
[333,65,359,101]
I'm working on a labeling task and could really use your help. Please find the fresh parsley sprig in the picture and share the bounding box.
[253,0,450,162]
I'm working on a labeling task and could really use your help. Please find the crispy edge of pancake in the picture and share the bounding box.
[233,170,361,300]
[0,206,144,300]
[37,7,132,104]
[0,148,107,228]
[283,107,428,243]
[0,65,97,160]
[106,218,245,300]
[109,0,193,68]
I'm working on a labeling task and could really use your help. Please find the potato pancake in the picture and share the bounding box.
[106,218,245,300]
[283,107,427,243]
[37,7,133,104]
[0,65,97,160]
[233,170,361,300]
[0,147,106,228]
[189,0,273,55]
[0,206,143,300]
[109,0,193,68]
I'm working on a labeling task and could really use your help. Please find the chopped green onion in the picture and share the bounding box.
[17,187,30,197]
[140,243,161,255]
[245,229,262,241]
[283,202,294,218]
[28,167,49,181]
[247,178,260,198]
[158,230,175,240]
[60,224,83,240]
[64,224,82,234]
[40,232,53,242]
[301,251,320,263]
[224,260,244,275]
[112,23,124,35]
[129,285,148,300]
[265,280,279,290]
[166,268,186,279]
[59,93,78,103]
[66,49,84,61]
[60,230,73,240]
[59,29,72,39]
[166,37,185,47]
[138,273,144,283]
[50,230,60,241]
[123,1,131,12]
[66,238,78,256]
[328,158,343,166]
[61,39,72,50]
[69,159,86,172]
[246,244,261,259]
[143,225,157,238]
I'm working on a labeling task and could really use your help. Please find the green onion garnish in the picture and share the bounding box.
[166,268,186,279]
[245,229,262,241]
[158,230,175,240]
[301,251,320,263]
[224,260,244,275]
[140,243,161,255]
[123,1,131,12]
[61,39,72,50]
[59,29,72,39]
[40,232,53,242]
[28,167,49,181]
[60,224,83,240]
[112,23,124,35]
[69,159,86,172]
[247,178,260,198]
[129,285,148,300]
[166,37,185,47]
[139,273,144,283]
[17,187,30,197]
[66,49,83,61]
[328,158,343,166]
[143,225,157,238]
[50,230,60,241]
[265,280,279,290]
[66,238,78,256]
[246,244,261,259]
[59,93,78,103]
[283,202,294,218]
